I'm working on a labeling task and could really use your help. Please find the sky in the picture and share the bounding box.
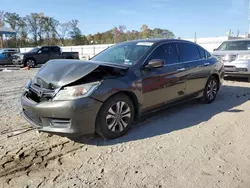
[2,0,249,38]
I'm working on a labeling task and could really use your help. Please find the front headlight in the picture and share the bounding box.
[19,55,24,59]
[53,82,101,101]
[236,54,250,60]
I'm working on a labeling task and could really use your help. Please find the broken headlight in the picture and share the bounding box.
[53,82,101,100]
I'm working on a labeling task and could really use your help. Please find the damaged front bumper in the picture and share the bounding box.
[21,92,103,136]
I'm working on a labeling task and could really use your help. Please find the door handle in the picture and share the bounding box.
[204,62,210,66]
[177,68,185,71]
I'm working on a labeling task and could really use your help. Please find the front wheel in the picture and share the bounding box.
[200,76,219,104]
[25,59,36,68]
[96,94,135,139]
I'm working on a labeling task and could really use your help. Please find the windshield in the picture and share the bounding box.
[29,47,40,53]
[91,42,153,65]
[217,41,250,51]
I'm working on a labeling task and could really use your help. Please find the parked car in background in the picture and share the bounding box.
[21,39,224,139]
[12,45,79,67]
[213,39,250,81]
[0,48,19,65]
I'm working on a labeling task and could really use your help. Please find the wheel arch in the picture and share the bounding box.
[97,90,141,121]
[24,57,37,66]
[210,73,220,90]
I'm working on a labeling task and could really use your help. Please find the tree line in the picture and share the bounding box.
[0,11,175,48]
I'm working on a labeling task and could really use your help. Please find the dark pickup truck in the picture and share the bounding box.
[12,45,79,67]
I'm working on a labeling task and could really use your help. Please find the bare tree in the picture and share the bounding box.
[0,10,4,27]
[26,13,40,45]
[57,22,72,45]
[0,10,4,48]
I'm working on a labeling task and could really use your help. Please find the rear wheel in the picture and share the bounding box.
[200,76,219,104]
[96,94,135,139]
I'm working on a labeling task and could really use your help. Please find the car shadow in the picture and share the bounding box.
[72,84,250,146]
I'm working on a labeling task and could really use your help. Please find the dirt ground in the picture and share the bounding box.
[0,69,250,188]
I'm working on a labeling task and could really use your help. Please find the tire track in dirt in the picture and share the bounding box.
[0,137,90,182]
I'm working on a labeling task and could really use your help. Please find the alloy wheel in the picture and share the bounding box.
[26,60,35,67]
[106,101,131,132]
[207,79,218,101]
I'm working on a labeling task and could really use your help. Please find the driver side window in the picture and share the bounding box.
[148,43,179,65]
[39,47,50,54]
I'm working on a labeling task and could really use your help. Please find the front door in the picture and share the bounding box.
[0,52,14,65]
[0,53,7,65]
[141,43,187,111]
[36,47,51,64]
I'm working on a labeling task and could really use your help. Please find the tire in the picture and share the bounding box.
[24,59,36,68]
[96,93,135,139]
[200,76,219,104]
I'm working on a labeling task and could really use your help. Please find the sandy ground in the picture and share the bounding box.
[0,69,250,188]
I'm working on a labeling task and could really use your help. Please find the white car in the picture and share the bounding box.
[213,39,250,81]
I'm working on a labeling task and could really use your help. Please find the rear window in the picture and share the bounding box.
[178,43,201,62]
[217,41,250,51]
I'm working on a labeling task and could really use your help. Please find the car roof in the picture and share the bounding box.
[1,48,18,51]
[227,38,250,42]
[118,38,195,45]
[42,45,60,48]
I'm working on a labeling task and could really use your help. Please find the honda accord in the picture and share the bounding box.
[21,39,224,139]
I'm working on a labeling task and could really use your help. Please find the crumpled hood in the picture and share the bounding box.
[33,59,128,89]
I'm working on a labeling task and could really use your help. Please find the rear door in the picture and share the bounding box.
[141,42,187,111]
[177,42,211,95]
[50,46,62,60]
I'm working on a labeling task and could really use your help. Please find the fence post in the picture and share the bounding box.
[81,47,83,59]
[93,46,95,56]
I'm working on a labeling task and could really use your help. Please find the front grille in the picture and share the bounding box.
[12,55,20,59]
[226,55,237,62]
[214,55,237,62]
[23,109,42,126]
[224,66,236,72]
[27,84,55,103]
[224,66,248,72]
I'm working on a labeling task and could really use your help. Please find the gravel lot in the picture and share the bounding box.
[0,69,250,188]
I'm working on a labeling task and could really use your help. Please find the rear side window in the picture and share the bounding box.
[206,51,211,58]
[197,47,206,59]
[148,43,179,65]
[178,43,201,62]
[51,47,60,53]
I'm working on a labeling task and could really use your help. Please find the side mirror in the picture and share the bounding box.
[213,48,217,51]
[145,59,165,69]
